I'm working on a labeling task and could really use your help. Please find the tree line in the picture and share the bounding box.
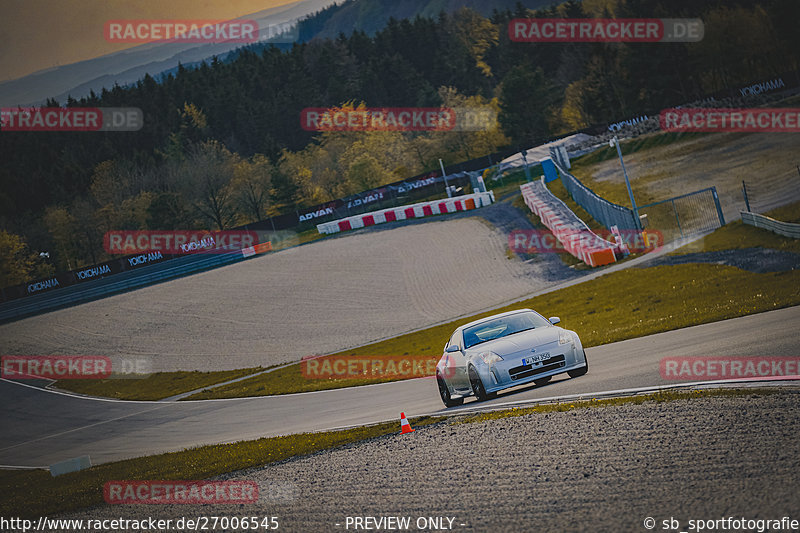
[1,0,797,284]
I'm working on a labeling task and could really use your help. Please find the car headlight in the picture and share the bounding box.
[559,330,574,345]
[479,351,503,365]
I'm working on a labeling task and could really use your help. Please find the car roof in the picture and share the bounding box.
[457,308,534,331]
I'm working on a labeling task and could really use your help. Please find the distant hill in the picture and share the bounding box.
[0,0,558,107]
[298,0,557,40]
[0,0,337,107]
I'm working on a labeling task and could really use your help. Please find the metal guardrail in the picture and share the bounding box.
[741,211,800,238]
[0,250,249,323]
[549,149,640,231]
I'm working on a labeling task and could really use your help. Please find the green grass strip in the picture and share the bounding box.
[768,200,800,224]
[53,197,799,402]
[458,387,783,424]
[186,263,800,399]
[0,416,439,519]
[671,220,800,255]
[54,367,265,401]
[572,131,712,168]
[670,200,800,255]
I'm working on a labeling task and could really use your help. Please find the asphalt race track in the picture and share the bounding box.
[1,305,798,468]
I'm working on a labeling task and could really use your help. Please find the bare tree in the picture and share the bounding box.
[185,141,238,230]
[231,154,273,223]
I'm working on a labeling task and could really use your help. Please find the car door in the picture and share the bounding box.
[444,329,470,391]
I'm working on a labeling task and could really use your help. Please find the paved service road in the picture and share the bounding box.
[1,306,798,467]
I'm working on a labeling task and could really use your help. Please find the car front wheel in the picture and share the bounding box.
[568,351,589,378]
[469,366,495,401]
[437,374,463,407]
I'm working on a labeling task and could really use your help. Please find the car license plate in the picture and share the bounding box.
[524,352,551,366]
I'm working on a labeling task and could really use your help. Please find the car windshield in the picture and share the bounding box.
[462,311,551,349]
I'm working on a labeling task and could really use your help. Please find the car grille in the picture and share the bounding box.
[508,354,566,381]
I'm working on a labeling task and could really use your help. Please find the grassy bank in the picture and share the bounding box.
[186,262,800,399]
[50,196,800,402]
[671,200,800,255]
[572,131,711,168]
[459,388,782,424]
[762,200,800,224]
[671,220,800,255]
[0,416,439,519]
[54,367,265,401]
[52,261,799,401]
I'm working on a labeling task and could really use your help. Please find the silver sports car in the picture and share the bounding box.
[435,308,588,407]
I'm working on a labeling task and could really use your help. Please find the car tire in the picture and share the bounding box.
[534,376,551,386]
[469,366,493,401]
[437,374,463,408]
[568,350,589,378]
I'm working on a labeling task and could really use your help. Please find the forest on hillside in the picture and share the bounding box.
[1,0,798,284]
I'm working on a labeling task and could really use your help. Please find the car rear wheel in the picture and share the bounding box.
[469,367,495,401]
[568,351,589,378]
[437,374,463,408]
[534,376,551,386]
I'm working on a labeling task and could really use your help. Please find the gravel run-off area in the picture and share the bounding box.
[63,390,800,532]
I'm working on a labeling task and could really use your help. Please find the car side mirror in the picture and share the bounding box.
[445,344,461,353]
[549,317,561,325]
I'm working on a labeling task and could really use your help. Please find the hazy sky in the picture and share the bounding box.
[0,0,300,83]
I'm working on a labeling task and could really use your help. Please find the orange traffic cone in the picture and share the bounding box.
[400,412,414,434]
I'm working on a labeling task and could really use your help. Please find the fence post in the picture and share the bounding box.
[612,136,641,231]
[672,198,684,237]
[711,186,726,226]
[742,181,751,212]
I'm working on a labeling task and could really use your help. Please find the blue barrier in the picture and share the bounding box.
[0,250,250,323]
[540,158,558,183]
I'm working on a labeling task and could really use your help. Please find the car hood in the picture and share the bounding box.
[464,327,561,357]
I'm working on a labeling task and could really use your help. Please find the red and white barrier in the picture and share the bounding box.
[241,241,273,258]
[520,181,617,267]
[316,191,495,234]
